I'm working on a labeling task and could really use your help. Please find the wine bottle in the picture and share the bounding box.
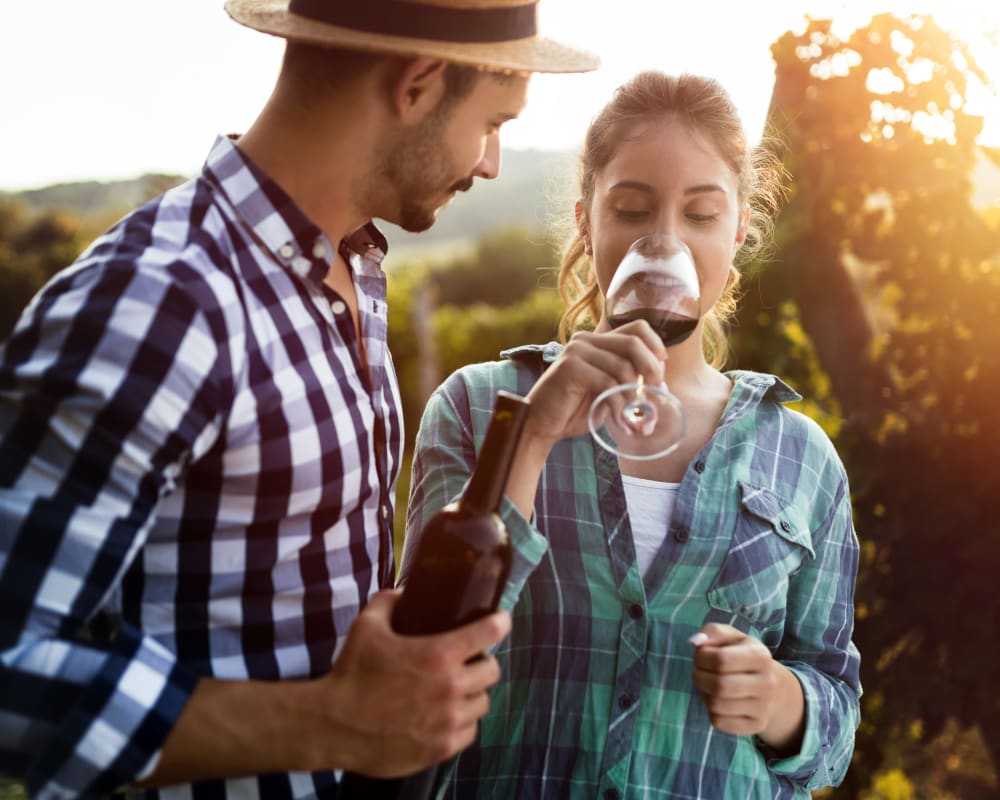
[339,390,530,800]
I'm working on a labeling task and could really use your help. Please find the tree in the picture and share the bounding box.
[734,13,1000,795]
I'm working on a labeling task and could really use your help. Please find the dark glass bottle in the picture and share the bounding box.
[339,390,530,800]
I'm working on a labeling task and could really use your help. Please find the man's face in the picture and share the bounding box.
[376,71,531,233]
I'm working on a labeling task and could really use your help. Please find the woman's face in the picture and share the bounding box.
[580,117,748,324]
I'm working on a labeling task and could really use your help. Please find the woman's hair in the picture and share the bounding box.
[556,71,786,367]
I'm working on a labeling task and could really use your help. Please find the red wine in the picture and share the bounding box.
[609,307,698,347]
[339,390,530,800]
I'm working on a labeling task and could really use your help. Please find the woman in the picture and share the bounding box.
[401,71,861,798]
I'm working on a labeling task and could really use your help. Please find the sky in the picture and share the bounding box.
[1,0,998,192]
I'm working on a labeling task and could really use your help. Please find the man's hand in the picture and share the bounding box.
[314,589,511,777]
[689,623,805,753]
[142,589,510,787]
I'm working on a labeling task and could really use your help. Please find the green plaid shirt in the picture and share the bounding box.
[402,344,861,799]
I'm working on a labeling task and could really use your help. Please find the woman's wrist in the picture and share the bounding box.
[758,662,806,755]
[504,433,556,517]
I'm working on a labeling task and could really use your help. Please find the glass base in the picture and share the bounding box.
[588,382,685,460]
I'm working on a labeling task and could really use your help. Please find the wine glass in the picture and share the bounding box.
[587,234,701,460]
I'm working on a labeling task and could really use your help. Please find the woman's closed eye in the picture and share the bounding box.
[613,207,649,220]
[687,212,719,223]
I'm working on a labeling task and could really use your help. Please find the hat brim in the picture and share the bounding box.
[225,0,600,74]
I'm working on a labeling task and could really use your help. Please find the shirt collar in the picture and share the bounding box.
[201,135,388,287]
[726,369,801,403]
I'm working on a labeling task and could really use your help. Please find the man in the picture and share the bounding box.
[0,1,597,797]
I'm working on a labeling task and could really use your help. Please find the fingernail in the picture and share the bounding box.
[688,632,709,647]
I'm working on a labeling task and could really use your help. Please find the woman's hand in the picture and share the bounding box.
[523,322,666,449]
[689,623,806,754]
[503,321,665,517]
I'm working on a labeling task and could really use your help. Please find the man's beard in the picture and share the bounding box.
[374,108,474,233]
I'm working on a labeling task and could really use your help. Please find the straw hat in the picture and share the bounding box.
[225,0,600,74]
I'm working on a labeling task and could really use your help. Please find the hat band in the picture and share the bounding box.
[289,0,537,44]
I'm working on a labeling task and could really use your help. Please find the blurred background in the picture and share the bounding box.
[2,1,999,797]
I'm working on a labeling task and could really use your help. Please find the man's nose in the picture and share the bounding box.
[474,132,501,180]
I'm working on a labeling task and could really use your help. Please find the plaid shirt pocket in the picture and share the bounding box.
[707,481,815,636]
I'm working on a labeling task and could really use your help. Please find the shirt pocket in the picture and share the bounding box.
[706,481,815,634]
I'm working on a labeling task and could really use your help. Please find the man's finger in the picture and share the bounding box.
[413,609,512,664]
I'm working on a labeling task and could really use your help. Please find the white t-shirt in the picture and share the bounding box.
[621,474,680,577]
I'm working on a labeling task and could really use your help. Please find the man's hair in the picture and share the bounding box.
[280,42,488,110]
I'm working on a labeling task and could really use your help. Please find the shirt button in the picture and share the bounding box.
[674,527,689,542]
[618,694,633,710]
[604,790,620,800]
[628,604,644,620]
[381,505,390,520]
[279,243,295,259]
[780,520,792,533]
[694,459,706,473]
[331,300,347,315]
[312,241,328,260]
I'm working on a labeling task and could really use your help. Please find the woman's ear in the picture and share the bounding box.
[575,200,592,255]
[735,205,750,249]
[390,57,448,122]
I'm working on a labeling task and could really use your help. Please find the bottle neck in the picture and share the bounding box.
[460,391,530,514]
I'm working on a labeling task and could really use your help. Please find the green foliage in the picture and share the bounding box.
[386,224,563,440]
[850,719,997,799]
[386,225,563,557]
[735,10,1000,794]
[0,781,26,800]
[388,286,561,556]
[428,224,562,308]
[0,197,87,340]
[432,288,562,380]
[386,261,434,441]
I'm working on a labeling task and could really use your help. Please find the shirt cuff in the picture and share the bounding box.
[26,625,198,798]
[758,664,824,776]
[498,495,548,612]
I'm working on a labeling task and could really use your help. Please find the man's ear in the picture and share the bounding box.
[390,57,449,122]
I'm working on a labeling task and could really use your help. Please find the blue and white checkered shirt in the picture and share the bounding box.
[0,135,403,799]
